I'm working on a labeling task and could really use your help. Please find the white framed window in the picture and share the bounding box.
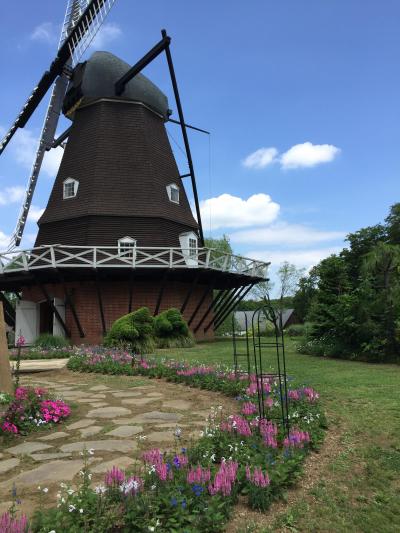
[179,232,198,266]
[166,183,180,204]
[189,237,197,258]
[63,178,79,199]
[118,236,136,258]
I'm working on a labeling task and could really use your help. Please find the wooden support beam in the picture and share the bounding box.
[128,270,135,314]
[56,272,85,338]
[194,289,226,334]
[188,279,215,326]
[37,282,70,338]
[95,274,107,336]
[0,301,13,394]
[206,287,242,330]
[154,270,169,316]
[214,283,256,330]
[180,273,199,314]
[0,292,15,328]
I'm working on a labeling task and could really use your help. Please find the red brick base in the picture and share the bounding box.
[22,280,215,345]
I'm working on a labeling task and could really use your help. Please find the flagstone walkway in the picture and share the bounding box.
[0,368,237,518]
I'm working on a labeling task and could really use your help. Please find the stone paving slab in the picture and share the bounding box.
[87,406,132,419]
[60,439,138,454]
[6,442,53,456]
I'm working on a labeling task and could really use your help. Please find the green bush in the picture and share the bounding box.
[154,308,195,348]
[286,324,306,337]
[33,334,70,349]
[104,307,155,353]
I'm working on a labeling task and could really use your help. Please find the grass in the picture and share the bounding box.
[155,337,400,532]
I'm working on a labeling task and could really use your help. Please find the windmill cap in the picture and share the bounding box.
[63,51,169,119]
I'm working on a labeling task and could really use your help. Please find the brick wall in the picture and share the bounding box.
[22,279,214,345]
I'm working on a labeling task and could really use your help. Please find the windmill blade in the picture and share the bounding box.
[0,0,117,157]
[6,0,118,250]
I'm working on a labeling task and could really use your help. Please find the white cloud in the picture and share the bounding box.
[200,193,280,230]
[0,230,10,249]
[231,223,345,246]
[27,205,45,222]
[248,247,343,270]
[30,22,58,45]
[242,142,340,171]
[0,186,25,205]
[280,142,340,169]
[242,147,278,169]
[10,128,63,177]
[90,22,122,49]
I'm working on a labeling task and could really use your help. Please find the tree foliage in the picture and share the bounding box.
[297,203,400,362]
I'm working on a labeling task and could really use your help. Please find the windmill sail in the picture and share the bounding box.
[6,0,117,250]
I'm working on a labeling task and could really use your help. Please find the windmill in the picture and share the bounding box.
[0,3,269,346]
[1,0,118,251]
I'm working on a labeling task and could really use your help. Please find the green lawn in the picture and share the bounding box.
[155,338,400,532]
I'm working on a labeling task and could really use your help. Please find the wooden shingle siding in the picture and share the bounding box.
[36,99,198,248]
[35,216,197,247]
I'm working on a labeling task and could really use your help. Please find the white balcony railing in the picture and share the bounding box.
[0,245,269,280]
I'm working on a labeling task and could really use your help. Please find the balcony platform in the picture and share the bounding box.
[0,245,269,291]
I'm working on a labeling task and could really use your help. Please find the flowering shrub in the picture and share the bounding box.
[0,387,71,437]
[2,352,322,530]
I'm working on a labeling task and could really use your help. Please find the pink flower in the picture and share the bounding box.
[220,415,252,437]
[1,421,18,434]
[283,429,310,448]
[16,335,26,348]
[0,511,28,533]
[187,465,211,484]
[208,460,238,496]
[241,402,257,416]
[259,419,278,448]
[246,465,270,487]
[105,466,125,487]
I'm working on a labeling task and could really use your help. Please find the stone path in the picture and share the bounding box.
[0,368,236,517]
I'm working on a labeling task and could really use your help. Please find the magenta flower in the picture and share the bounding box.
[105,466,125,487]
[0,511,29,533]
[187,465,211,484]
[245,465,270,487]
[283,429,310,448]
[208,460,238,496]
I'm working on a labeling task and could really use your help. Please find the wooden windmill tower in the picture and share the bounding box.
[0,3,269,345]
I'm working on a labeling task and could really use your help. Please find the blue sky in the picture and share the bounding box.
[0,0,399,277]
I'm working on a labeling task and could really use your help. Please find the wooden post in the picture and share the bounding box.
[0,301,13,394]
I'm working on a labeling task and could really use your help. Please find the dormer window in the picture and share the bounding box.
[63,178,79,199]
[118,236,136,258]
[166,183,179,204]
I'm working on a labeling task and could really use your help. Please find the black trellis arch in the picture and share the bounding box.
[251,305,290,436]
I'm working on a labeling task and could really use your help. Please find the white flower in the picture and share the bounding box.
[48,530,56,533]
[88,448,95,455]
[88,473,92,480]
[37,486,41,490]
[95,485,107,494]
[151,484,156,490]
[68,504,76,512]
[42,487,48,493]
[79,509,84,514]
[174,427,182,438]
[148,528,155,532]
[210,453,216,462]
[67,489,75,495]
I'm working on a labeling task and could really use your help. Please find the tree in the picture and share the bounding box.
[204,234,232,255]
[361,242,400,356]
[292,271,318,322]
[252,261,305,326]
[385,203,400,244]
